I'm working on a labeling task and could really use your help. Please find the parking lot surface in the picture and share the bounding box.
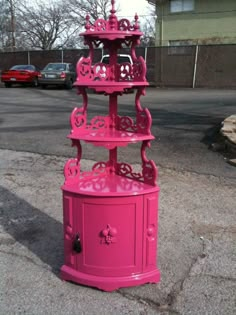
[0,86,236,314]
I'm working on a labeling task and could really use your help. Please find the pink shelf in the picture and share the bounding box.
[68,129,154,143]
[73,82,149,94]
[73,82,149,87]
[81,31,143,40]
[62,173,159,196]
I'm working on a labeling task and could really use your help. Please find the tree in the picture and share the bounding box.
[0,1,9,50]
[16,0,80,50]
[140,5,156,47]
[65,0,112,27]
[0,0,17,51]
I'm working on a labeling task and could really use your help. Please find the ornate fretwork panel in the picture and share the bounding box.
[116,87,152,135]
[116,140,157,186]
[76,57,147,83]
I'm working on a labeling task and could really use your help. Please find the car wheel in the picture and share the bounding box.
[41,85,47,89]
[5,82,12,88]
[65,80,73,90]
[32,77,39,87]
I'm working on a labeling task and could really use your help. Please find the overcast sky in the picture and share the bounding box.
[117,0,151,18]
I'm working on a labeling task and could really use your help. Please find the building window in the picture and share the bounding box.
[168,40,194,55]
[170,0,194,13]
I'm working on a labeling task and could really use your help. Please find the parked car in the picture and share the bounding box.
[38,63,76,89]
[1,65,41,88]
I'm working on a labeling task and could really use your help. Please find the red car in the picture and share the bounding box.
[1,65,41,88]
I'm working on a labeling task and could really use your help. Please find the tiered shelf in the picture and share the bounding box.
[61,0,160,292]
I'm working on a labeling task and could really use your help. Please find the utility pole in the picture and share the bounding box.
[9,0,16,51]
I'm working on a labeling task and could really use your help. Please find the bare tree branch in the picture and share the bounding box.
[16,0,80,50]
[64,0,112,27]
[140,5,156,47]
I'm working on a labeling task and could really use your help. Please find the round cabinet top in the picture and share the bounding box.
[62,174,159,197]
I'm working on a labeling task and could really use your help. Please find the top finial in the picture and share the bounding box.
[134,13,139,30]
[110,0,116,14]
[109,0,117,30]
[85,15,90,30]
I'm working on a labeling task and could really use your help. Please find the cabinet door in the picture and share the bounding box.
[74,195,143,277]
[143,192,159,272]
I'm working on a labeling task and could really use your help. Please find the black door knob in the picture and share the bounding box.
[73,233,82,253]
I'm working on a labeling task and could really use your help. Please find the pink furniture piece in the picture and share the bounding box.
[61,0,160,291]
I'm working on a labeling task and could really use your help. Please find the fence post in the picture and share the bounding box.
[27,51,30,65]
[61,49,64,63]
[144,47,147,62]
[192,45,199,88]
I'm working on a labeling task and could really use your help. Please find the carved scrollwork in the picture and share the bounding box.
[76,56,146,84]
[92,161,108,172]
[76,57,93,81]
[95,19,108,31]
[90,116,110,129]
[133,57,146,81]
[93,62,110,81]
[135,88,152,135]
[142,160,157,184]
[136,108,151,133]
[70,105,110,134]
[116,141,157,186]
[79,176,107,191]
[116,115,136,132]
[70,107,87,132]
[117,62,132,81]
[64,158,80,185]
[118,19,130,31]
[141,141,157,185]
[70,88,87,134]
[118,18,139,32]
[116,162,142,180]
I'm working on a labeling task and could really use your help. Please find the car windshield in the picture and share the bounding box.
[10,65,35,70]
[43,63,67,71]
[102,56,131,64]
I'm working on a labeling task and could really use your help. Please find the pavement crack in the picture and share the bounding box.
[191,274,236,282]
[117,290,181,314]
[166,246,204,308]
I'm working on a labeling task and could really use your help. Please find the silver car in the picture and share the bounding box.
[39,63,76,89]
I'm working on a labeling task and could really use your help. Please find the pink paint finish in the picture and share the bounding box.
[61,0,160,291]
[61,192,160,291]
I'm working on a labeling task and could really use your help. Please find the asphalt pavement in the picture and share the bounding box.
[0,86,236,314]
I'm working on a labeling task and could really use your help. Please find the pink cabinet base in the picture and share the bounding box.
[61,265,160,292]
[61,189,160,291]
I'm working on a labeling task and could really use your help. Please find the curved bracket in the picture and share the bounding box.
[70,88,88,134]
[135,87,152,134]
[141,140,158,185]
[64,158,80,185]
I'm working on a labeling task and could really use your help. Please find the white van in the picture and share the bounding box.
[94,54,133,80]
[101,54,133,65]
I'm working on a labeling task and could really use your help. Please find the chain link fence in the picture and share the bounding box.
[0,44,235,88]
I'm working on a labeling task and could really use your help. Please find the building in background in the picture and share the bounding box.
[147,0,236,46]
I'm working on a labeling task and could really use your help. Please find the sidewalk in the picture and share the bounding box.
[0,149,235,314]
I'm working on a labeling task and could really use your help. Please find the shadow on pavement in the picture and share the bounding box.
[0,185,63,276]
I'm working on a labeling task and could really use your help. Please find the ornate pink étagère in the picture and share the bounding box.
[61,0,160,291]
